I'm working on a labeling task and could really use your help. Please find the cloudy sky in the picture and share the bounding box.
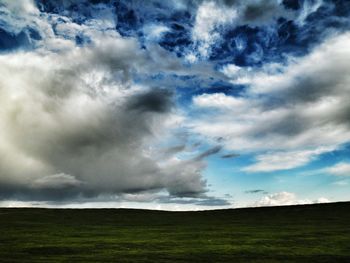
[0,0,349,210]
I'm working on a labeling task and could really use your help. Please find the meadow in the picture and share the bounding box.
[0,202,350,262]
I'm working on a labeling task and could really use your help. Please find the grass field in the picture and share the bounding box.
[0,202,350,262]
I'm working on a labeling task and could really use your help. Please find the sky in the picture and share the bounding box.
[0,0,350,210]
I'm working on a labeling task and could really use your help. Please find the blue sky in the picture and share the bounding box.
[0,0,349,210]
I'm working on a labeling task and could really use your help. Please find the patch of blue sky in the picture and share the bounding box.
[0,5,41,52]
[0,27,32,52]
[202,154,276,204]
[201,142,350,204]
[282,0,301,10]
[229,144,350,200]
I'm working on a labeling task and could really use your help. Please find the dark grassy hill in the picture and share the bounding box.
[1,202,350,262]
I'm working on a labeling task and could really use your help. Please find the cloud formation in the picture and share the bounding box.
[190,0,292,60]
[0,34,213,201]
[192,32,350,172]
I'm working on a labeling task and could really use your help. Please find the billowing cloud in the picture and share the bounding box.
[0,34,214,201]
[158,146,222,197]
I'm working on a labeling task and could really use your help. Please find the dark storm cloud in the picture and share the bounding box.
[155,145,223,198]
[0,35,209,201]
[0,179,86,201]
[126,88,173,113]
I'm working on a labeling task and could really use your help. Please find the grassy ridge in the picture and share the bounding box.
[0,202,350,262]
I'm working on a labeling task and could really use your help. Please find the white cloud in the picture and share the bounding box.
[244,147,335,172]
[0,35,211,201]
[192,32,350,171]
[32,173,82,189]
[220,64,242,78]
[0,0,38,15]
[143,24,170,41]
[193,93,248,110]
[254,191,330,207]
[314,197,331,204]
[0,0,40,37]
[296,0,323,25]
[327,162,350,177]
[192,1,237,58]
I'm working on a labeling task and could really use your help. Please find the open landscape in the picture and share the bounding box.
[1,202,350,262]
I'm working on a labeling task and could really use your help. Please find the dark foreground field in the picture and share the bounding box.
[1,202,350,262]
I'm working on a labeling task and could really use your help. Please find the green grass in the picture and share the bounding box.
[1,202,350,262]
